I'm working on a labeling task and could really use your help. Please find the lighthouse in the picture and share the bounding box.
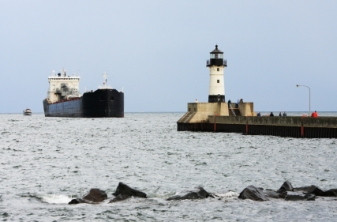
[207,45,227,102]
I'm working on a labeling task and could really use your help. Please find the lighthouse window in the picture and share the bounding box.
[110,96,114,101]
[217,80,220,83]
[217,68,219,71]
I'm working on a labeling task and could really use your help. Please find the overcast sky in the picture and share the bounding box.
[1,1,336,113]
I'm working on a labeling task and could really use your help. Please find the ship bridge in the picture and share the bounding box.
[47,69,81,103]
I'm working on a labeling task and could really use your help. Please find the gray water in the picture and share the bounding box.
[1,112,337,221]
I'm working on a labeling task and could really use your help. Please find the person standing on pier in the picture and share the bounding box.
[283,111,287,117]
[311,111,318,118]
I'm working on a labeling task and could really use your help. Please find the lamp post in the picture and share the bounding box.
[296,84,311,116]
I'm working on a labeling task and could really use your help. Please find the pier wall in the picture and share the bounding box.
[177,116,337,138]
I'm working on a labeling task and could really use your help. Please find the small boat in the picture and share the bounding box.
[23,108,32,116]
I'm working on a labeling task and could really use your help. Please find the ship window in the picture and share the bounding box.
[188,108,191,111]
[110,96,114,101]
[217,80,220,83]
[194,108,196,111]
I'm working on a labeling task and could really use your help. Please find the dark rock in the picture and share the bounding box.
[322,189,337,197]
[68,198,85,205]
[83,188,107,203]
[294,185,324,195]
[277,181,294,193]
[285,195,305,201]
[109,194,131,203]
[305,193,316,201]
[306,186,325,196]
[167,187,213,201]
[263,190,286,199]
[238,185,268,201]
[285,192,315,201]
[294,186,337,197]
[112,182,147,198]
[68,188,107,205]
[293,186,316,193]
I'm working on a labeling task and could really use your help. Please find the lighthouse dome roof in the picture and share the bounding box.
[210,45,223,54]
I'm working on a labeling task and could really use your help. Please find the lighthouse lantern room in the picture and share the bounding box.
[206,45,227,103]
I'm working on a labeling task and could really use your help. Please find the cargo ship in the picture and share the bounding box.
[43,69,124,117]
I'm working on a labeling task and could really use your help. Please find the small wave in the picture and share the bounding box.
[215,191,239,198]
[42,194,72,204]
[20,193,44,202]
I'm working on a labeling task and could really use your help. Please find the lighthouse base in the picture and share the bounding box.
[208,95,225,103]
[177,102,255,125]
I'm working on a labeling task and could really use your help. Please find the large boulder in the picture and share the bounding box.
[68,188,107,205]
[112,182,147,198]
[238,185,268,201]
[277,181,294,193]
[167,187,213,201]
[83,188,107,202]
[109,182,147,203]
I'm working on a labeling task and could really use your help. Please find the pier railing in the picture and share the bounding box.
[208,116,337,128]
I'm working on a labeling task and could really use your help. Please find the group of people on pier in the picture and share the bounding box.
[256,111,319,117]
[227,99,243,109]
[257,111,287,117]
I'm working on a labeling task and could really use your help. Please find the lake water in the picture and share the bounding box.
[1,112,337,221]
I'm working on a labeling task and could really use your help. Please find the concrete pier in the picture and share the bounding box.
[177,116,337,138]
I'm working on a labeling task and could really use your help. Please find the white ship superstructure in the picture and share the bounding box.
[47,69,81,103]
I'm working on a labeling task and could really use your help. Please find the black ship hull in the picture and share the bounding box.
[43,89,124,118]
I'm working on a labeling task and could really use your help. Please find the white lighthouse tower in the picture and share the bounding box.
[207,45,227,102]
